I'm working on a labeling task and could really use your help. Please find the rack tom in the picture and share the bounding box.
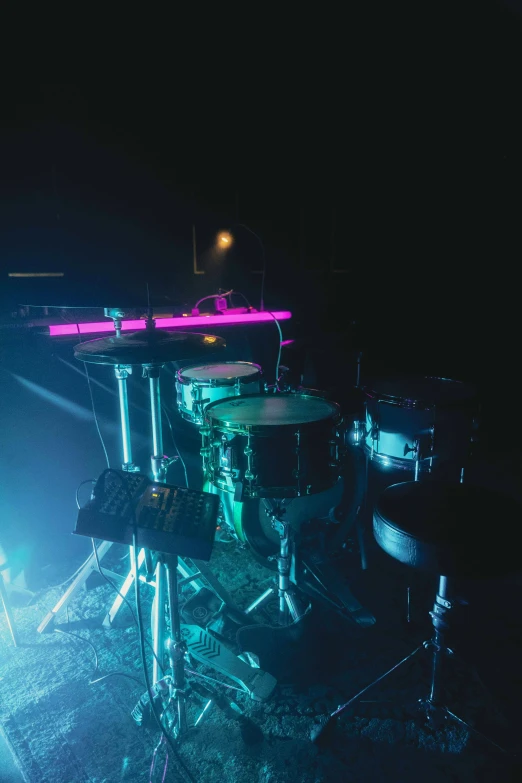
[358,376,478,476]
[176,362,262,425]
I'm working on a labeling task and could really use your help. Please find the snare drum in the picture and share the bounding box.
[201,393,343,498]
[176,362,262,425]
[360,376,478,473]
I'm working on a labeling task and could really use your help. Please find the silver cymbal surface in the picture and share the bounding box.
[74,329,225,365]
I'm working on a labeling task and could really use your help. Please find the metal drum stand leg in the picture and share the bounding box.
[39,364,136,634]
[0,570,20,646]
[143,363,177,683]
[313,576,510,753]
[246,503,308,626]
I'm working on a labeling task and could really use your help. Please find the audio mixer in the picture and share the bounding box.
[75,469,220,560]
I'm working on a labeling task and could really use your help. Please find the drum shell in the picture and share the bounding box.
[362,377,478,472]
[202,393,343,498]
[176,361,262,425]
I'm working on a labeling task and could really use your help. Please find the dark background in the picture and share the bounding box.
[1,2,522,580]
[3,3,522,380]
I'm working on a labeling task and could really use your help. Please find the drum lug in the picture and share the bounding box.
[403,439,419,458]
[350,420,366,445]
[329,438,339,463]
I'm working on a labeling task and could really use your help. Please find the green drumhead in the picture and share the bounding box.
[207,394,339,426]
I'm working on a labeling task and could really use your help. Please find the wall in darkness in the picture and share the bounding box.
[1,2,521,426]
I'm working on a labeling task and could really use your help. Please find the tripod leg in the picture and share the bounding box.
[312,643,425,744]
[102,547,145,628]
[245,587,275,615]
[38,540,113,633]
[0,572,20,646]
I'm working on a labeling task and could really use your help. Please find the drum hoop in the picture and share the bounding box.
[176,361,262,387]
[207,472,338,499]
[361,443,435,471]
[179,407,202,424]
[364,376,473,411]
[204,393,342,433]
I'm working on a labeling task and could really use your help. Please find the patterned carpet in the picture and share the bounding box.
[2,512,521,783]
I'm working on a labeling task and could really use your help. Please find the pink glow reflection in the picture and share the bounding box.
[49,311,292,336]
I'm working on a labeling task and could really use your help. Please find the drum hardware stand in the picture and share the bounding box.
[144,557,277,701]
[163,552,189,738]
[245,502,309,626]
[38,354,143,634]
[135,556,271,736]
[312,576,513,754]
[0,569,20,647]
[103,307,125,338]
[106,346,272,695]
[297,552,376,627]
[39,314,275,700]
[38,310,141,632]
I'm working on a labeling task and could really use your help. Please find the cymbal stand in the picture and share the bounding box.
[104,360,178,682]
[245,501,308,626]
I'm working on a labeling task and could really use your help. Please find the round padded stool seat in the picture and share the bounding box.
[373,481,521,578]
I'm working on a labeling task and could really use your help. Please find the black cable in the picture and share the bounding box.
[162,405,189,488]
[133,532,195,783]
[54,628,144,687]
[76,478,96,510]
[75,324,111,469]
[90,538,165,677]
[96,469,194,782]
[231,290,253,309]
[267,311,283,387]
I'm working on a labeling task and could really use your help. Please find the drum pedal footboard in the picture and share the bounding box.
[182,623,277,701]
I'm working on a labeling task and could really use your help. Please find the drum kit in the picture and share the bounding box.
[36,308,480,737]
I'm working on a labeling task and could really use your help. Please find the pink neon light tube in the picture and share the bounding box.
[49,310,292,337]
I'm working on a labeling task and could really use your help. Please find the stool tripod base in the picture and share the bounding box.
[312,576,516,756]
[312,641,512,755]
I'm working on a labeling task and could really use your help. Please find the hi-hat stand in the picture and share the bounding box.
[38,312,277,703]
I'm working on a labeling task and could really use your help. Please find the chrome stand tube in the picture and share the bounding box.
[115,365,137,471]
[166,554,188,737]
[278,528,291,623]
[147,369,166,483]
[152,561,166,684]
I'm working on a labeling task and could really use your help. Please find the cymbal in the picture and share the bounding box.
[74,329,226,366]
